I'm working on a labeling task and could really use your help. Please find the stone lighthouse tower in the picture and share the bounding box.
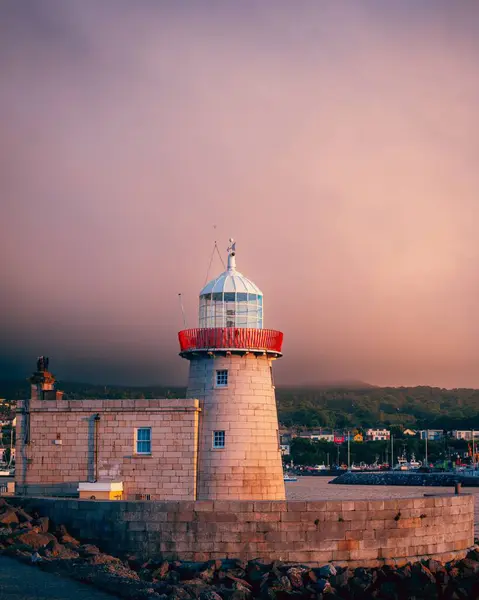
[178,240,285,500]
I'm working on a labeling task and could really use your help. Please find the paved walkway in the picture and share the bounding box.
[0,556,118,600]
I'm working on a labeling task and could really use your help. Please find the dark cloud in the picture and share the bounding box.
[1,1,479,386]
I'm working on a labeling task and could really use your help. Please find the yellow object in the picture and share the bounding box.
[77,481,123,500]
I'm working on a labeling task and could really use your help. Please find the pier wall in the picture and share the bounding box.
[8,495,474,567]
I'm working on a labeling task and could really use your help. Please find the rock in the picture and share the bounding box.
[152,561,170,580]
[306,569,317,583]
[229,583,251,600]
[411,562,436,584]
[32,517,49,533]
[199,591,223,600]
[379,581,400,599]
[55,525,80,546]
[315,579,331,593]
[79,543,101,556]
[198,565,215,584]
[425,558,443,574]
[331,567,352,588]
[458,558,479,578]
[41,539,79,559]
[16,531,56,550]
[14,507,33,523]
[0,509,19,525]
[86,553,122,565]
[139,568,154,582]
[286,567,306,589]
[176,562,205,581]
[466,548,479,562]
[225,575,252,591]
[318,564,337,578]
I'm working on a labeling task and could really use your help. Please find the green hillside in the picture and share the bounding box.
[2,379,479,430]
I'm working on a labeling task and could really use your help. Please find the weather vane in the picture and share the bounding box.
[227,238,236,255]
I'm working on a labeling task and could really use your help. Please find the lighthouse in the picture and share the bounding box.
[178,240,285,500]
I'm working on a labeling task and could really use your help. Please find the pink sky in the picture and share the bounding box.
[1,1,479,386]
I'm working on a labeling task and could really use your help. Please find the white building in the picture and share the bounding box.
[418,430,444,441]
[451,430,479,441]
[299,431,335,443]
[365,428,390,441]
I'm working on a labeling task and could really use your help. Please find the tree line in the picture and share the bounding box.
[2,380,479,431]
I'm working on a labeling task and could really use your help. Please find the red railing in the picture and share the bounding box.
[178,328,283,354]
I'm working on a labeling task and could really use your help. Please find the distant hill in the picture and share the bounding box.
[2,379,479,430]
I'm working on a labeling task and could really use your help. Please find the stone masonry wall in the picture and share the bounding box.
[187,354,285,501]
[15,398,200,500]
[9,495,474,568]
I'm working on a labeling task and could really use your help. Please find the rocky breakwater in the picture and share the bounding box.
[2,497,479,599]
[330,471,464,487]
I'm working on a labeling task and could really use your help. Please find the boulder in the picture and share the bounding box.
[0,509,19,526]
[55,525,80,546]
[41,539,80,560]
[152,561,170,580]
[286,567,306,589]
[86,553,122,565]
[197,565,215,584]
[79,543,101,556]
[199,591,223,600]
[318,564,337,578]
[16,531,56,550]
[14,507,33,523]
[32,517,49,533]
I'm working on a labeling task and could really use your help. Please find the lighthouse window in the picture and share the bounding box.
[213,430,225,449]
[216,369,228,387]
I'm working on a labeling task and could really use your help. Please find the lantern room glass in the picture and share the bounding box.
[199,292,263,329]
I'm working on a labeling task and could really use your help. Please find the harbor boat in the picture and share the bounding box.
[393,452,422,471]
[283,474,297,482]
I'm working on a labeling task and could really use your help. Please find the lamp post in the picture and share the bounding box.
[347,431,351,470]
[425,429,428,467]
[391,434,394,470]
[473,429,476,470]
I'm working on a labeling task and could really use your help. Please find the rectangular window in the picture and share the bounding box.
[135,427,151,454]
[216,369,228,387]
[213,430,225,449]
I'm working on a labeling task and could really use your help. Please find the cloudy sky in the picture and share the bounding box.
[1,1,478,387]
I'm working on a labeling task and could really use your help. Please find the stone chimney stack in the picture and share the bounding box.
[29,356,63,400]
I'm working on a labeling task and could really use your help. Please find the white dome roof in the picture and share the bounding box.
[200,268,262,296]
[199,248,263,296]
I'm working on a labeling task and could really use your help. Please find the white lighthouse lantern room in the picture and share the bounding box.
[178,240,285,500]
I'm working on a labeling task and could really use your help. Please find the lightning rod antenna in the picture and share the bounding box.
[178,293,187,329]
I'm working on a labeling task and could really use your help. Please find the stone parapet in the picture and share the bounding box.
[8,494,474,567]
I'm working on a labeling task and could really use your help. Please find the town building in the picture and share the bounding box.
[365,428,390,441]
[418,429,444,441]
[403,429,417,436]
[16,241,285,501]
[299,430,335,443]
[280,444,291,456]
[451,430,479,441]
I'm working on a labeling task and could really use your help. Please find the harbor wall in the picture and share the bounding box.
[331,471,462,486]
[8,495,474,567]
